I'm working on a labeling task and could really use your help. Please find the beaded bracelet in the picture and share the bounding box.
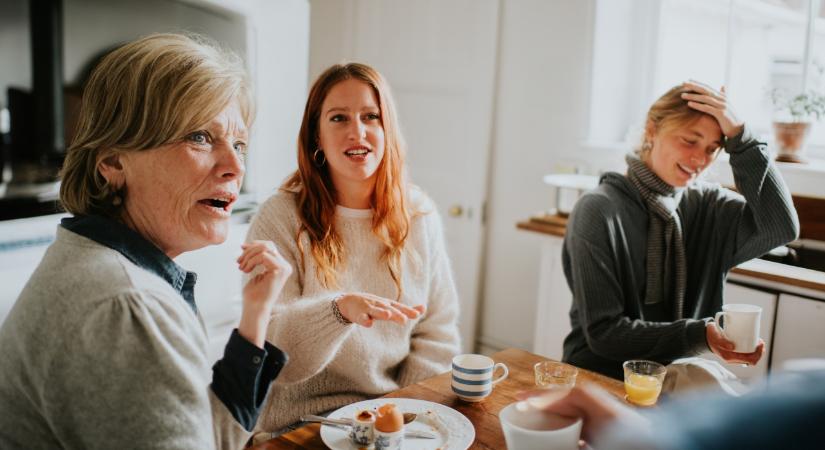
[330,295,352,325]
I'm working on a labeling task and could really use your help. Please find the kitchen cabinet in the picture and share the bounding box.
[532,234,571,360]
[771,294,825,369]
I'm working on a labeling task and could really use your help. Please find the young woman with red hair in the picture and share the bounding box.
[247,63,461,432]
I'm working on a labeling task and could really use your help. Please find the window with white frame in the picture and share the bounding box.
[588,0,825,160]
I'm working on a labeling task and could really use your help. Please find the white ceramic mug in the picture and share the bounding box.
[499,402,582,450]
[451,354,509,402]
[714,303,762,353]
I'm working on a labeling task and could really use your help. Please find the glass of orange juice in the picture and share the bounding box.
[623,360,666,406]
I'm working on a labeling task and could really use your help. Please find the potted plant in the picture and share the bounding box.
[770,88,825,163]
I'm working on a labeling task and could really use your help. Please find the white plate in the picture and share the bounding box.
[319,398,475,450]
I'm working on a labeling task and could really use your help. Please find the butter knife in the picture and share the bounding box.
[300,415,437,439]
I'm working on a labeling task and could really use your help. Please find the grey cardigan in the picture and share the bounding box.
[562,129,799,380]
[0,226,272,449]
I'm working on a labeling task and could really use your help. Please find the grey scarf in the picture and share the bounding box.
[626,154,687,318]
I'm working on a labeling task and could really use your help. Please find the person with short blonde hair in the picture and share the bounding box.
[561,81,799,380]
[0,33,289,449]
[60,32,253,218]
[247,63,461,432]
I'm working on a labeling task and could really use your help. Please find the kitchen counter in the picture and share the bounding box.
[517,214,825,295]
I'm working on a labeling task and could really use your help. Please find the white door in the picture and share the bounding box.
[309,0,500,351]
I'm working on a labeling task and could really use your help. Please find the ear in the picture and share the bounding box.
[97,152,125,189]
[644,120,657,142]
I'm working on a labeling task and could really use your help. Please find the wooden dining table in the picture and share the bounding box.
[250,348,626,450]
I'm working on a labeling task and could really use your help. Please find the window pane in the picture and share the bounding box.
[806,0,825,155]
[728,0,808,145]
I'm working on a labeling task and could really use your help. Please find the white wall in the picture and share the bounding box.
[307,0,353,81]
[232,0,310,199]
[587,0,658,144]
[63,0,248,84]
[478,0,595,352]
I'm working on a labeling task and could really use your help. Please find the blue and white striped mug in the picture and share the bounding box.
[451,354,509,402]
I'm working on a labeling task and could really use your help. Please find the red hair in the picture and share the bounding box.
[282,63,410,298]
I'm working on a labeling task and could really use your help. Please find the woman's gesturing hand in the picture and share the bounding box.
[681,80,745,138]
[238,240,293,307]
[236,240,293,347]
[336,292,426,327]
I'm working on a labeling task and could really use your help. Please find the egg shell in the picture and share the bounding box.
[375,403,404,432]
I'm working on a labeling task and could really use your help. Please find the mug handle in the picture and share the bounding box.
[491,362,509,386]
[714,311,729,340]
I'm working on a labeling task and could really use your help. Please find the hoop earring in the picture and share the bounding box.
[641,141,653,153]
[313,148,326,167]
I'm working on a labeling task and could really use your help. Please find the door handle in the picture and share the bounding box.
[448,205,464,217]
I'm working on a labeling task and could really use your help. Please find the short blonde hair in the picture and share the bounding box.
[638,85,710,157]
[59,33,253,217]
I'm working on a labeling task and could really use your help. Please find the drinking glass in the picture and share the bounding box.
[623,360,666,406]
[534,361,578,390]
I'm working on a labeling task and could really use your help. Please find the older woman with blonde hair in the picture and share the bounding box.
[0,34,291,449]
[561,81,799,380]
[247,63,461,432]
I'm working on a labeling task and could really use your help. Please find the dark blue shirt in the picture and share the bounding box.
[61,215,287,431]
[642,370,825,449]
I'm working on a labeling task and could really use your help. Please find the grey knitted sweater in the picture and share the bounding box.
[562,129,799,380]
[0,226,271,449]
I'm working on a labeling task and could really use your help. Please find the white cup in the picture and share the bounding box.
[714,303,762,353]
[499,402,582,450]
[451,354,509,402]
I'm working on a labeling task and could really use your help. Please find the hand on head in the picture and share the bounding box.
[706,321,765,366]
[681,80,744,138]
[336,292,426,327]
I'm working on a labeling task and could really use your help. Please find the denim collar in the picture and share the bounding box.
[61,215,198,313]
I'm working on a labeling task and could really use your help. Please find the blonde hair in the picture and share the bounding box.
[638,85,710,158]
[59,33,253,217]
[282,63,410,298]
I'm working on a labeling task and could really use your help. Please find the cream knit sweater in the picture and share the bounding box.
[248,189,461,431]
